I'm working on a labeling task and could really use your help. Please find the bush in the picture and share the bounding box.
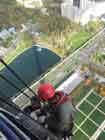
[85,20,104,33]
[65,30,92,53]
[2,36,13,48]
[18,32,33,49]
[37,15,80,35]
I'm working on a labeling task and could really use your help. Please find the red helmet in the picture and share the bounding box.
[38,83,55,101]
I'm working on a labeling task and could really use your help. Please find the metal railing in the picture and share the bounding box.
[13,28,105,108]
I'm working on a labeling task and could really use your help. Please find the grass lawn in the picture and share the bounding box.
[90,109,105,125]
[79,101,93,115]
[72,130,89,140]
[98,131,105,140]
[74,91,86,105]
[98,100,105,114]
[75,111,86,126]
[81,119,98,136]
[72,84,91,105]
[73,88,105,139]
[73,124,78,132]
[86,92,101,106]
[66,31,93,53]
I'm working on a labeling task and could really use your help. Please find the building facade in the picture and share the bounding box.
[61,0,105,25]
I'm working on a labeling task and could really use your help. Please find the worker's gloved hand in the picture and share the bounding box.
[30,111,38,120]
[31,96,41,110]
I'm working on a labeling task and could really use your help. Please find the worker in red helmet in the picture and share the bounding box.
[37,83,75,139]
[38,83,55,101]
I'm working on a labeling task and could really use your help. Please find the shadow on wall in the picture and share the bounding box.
[0,45,60,97]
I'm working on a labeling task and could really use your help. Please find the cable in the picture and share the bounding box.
[0,74,32,99]
[0,58,38,97]
[0,90,20,110]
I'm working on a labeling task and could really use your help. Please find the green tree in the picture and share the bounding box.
[92,52,105,65]
[43,0,62,16]
[0,0,41,28]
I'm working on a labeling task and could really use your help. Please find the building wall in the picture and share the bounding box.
[61,3,75,20]
[61,0,101,24]
[73,0,80,8]
[80,0,88,9]
[73,0,95,9]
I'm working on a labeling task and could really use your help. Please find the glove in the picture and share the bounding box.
[38,116,46,124]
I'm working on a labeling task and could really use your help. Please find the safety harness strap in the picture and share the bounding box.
[54,91,69,107]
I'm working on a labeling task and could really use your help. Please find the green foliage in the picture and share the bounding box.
[91,52,105,65]
[66,31,92,53]
[18,32,33,47]
[37,15,78,34]
[85,20,104,33]
[38,19,105,57]
[2,36,13,48]
[0,32,32,70]
[43,0,62,16]
[0,0,41,27]
[37,15,82,56]
[0,45,30,70]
